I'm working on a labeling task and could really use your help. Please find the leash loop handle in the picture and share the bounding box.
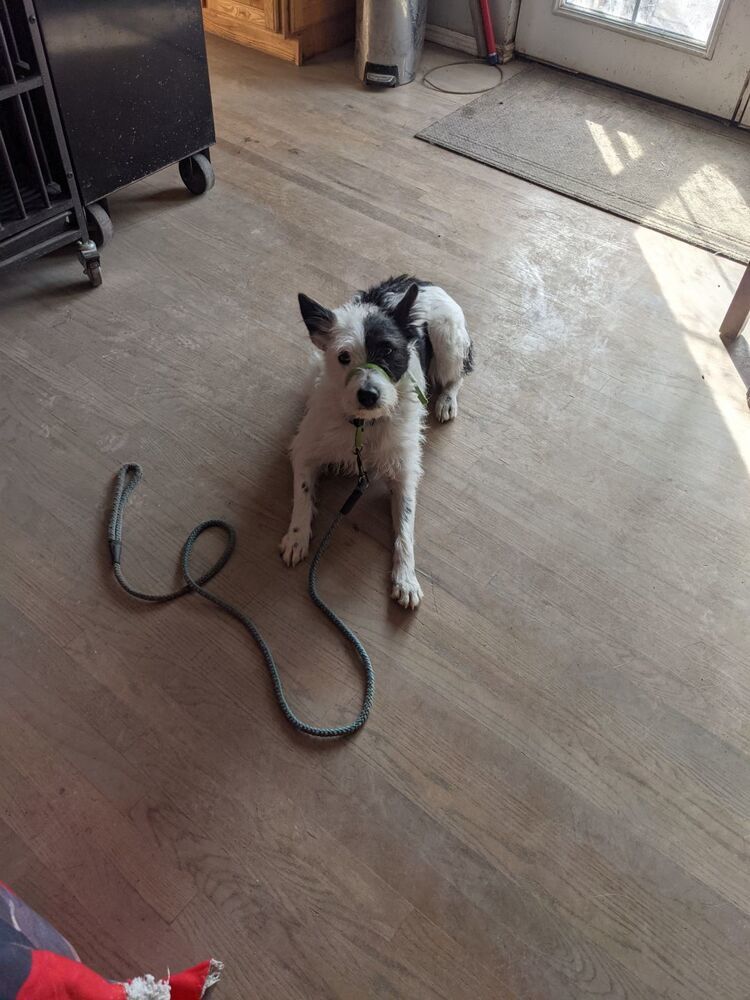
[108,464,373,739]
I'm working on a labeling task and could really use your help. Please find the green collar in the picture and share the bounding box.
[346,362,428,407]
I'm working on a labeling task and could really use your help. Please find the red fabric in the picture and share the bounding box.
[15,953,216,1000]
[18,951,124,1000]
[167,961,214,1000]
[1,882,219,1000]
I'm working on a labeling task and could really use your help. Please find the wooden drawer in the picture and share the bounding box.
[203,0,353,65]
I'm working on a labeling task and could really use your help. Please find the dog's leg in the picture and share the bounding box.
[421,288,473,423]
[431,320,471,423]
[390,472,423,610]
[434,376,463,424]
[280,458,318,567]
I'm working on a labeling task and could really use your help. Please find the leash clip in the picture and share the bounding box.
[354,444,369,487]
[352,418,369,485]
[342,419,370,514]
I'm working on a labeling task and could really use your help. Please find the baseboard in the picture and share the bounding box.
[425,24,479,57]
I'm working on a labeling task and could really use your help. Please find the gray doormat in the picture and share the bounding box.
[417,64,750,263]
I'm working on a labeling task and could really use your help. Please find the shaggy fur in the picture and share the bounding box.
[281,275,473,609]
[125,975,171,1000]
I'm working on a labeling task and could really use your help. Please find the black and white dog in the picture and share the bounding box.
[280,276,473,610]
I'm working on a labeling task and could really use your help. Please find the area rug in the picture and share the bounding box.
[417,64,750,262]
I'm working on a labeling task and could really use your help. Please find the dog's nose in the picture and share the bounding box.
[357,386,380,409]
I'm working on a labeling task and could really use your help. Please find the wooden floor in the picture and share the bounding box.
[2,38,750,1000]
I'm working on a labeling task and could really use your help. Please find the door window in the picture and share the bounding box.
[556,0,729,53]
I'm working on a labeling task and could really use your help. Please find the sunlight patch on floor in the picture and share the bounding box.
[635,226,750,474]
[586,120,624,175]
[617,130,643,161]
[649,162,750,237]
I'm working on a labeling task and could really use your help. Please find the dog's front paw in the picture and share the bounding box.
[435,391,458,423]
[280,529,310,567]
[391,571,423,610]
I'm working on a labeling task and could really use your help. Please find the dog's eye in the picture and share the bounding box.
[382,345,393,357]
[338,351,351,365]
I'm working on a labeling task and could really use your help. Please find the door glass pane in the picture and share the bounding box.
[635,0,723,45]
[563,0,637,18]
[560,0,725,46]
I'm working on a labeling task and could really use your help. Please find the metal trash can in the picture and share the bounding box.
[355,0,427,87]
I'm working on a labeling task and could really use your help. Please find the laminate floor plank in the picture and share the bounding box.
[1,36,748,1000]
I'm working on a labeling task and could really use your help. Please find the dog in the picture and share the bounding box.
[280,275,473,610]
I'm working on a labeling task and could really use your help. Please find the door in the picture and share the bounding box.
[515,0,750,121]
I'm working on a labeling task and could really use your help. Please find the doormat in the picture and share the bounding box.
[417,64,750,262]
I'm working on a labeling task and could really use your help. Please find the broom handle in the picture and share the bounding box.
[477,0,499,64]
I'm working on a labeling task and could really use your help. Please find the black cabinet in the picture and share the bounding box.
[0,0,89,275]
[1,0,215,286]
[33,0,215,205]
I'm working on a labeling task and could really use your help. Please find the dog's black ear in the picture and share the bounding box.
[390,283,420,332]
[298,293,335,350]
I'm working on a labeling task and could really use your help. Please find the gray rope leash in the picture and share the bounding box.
[107,463,374,739]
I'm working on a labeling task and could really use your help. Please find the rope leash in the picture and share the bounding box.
[107,448,374,739]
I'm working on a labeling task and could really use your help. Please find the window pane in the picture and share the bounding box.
[634,0,723,44]
[562,0,637,19]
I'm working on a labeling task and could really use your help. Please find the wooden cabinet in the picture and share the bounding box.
[203,0,354,64]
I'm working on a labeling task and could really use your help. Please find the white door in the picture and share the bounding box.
[515,0,750,121]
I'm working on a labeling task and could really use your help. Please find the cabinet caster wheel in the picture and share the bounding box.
[86,260,103,287]
[86,201,113,247]
[78,239,102,288]
[179,152,214,195]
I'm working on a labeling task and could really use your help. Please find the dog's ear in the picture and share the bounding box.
[390,283,420,332]
[298,293,335,350]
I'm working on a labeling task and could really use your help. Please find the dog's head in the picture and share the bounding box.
[298,283,420,421]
